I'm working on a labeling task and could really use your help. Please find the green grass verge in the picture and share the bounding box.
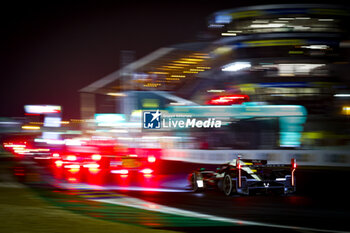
[0,150,178,233]
[0,186,178,233]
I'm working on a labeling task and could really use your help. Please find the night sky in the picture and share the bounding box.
[1,0,348,119]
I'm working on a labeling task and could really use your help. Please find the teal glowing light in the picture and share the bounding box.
[94,114,126,127]
[167,102,308,147]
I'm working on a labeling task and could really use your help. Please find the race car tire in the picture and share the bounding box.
[223,174,234,196]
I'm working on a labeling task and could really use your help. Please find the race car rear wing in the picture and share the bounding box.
[236,157,297,188]
[238,158,297,168]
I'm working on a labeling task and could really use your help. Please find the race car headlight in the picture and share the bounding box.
[196,180,204,188]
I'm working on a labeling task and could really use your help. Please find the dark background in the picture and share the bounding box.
[1,0,349,119]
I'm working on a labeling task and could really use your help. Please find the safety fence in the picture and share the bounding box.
[161,149,350,167]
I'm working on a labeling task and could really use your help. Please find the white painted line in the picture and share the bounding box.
[56,182,190,192]
[0,182,25,188]
[92,197,349,233]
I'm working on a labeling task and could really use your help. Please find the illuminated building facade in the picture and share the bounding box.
[205,4,350,113]
[80,4,350,149]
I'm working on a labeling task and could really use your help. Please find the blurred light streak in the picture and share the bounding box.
[207,89,225,93]
[52,153,60,158]
[143,174,153,178]
[221,32,237,36]
[55,160,63,167]
[111,169,129,175]
[335,94,350,97]
[68,177,78,183]
[65,165,80,169]
[301,45,328,49]
[91,154,101,160]
[107,92,126,97]
[21,125,40,130]
[66,155,77,161]
[140,168,153,174]
[24,105,61,114]
[0,121,20,124]
[318,18,334,21]
[83,164,100,169]
[250,23,285,28]
[65,139,83,146]
[222,62,251,72]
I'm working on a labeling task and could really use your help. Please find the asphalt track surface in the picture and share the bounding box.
[123,162,350,232]
[19,159,350,232]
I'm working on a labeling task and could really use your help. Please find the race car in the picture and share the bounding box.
[2,134,52,159]
[108,148,160,175]
[50,138,159,175]
[188,156,296,196]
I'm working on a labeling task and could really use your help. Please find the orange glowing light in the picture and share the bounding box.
[55,160,63,167]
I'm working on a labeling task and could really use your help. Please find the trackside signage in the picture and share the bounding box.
[143,110,222,130]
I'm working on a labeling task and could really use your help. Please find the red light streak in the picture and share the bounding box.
[208,94,249,105]
[291,158,296,186]
[236,159,241,188]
